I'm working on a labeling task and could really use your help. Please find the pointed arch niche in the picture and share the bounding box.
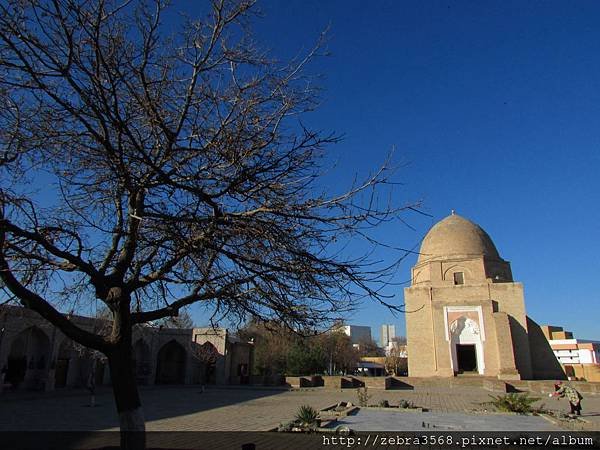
[444,306,485,375]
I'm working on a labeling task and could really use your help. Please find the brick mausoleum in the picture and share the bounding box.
[405,212,565,380]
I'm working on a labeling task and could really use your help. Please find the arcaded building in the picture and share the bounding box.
[405,212,564,380]
[0,305,253,392]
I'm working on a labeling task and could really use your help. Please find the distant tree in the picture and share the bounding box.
[286,342,326,376]
[357,338,384,357]
[0,1,417,448]
[240,321,359,376]
[385,345,407,376]
[391,336,407,345]
[318,330,359,375]
[157,309,194,329]
[238,320,292,376]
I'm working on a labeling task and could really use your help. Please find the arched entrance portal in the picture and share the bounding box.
[450,317,484,375]
[155,340,186,384]
[197,342,219,385]
[7,327,51,389]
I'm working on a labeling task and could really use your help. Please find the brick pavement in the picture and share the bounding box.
[0,385,598,432]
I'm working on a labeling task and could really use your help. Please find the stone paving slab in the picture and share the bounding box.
[330,409,560,431]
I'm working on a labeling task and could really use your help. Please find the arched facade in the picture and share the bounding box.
[0,305,253,392]
[6,327,51,389]
[155,340,187,385]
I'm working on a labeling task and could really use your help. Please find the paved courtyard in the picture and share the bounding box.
[0,384,599,432]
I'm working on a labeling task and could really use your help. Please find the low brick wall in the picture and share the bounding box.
[283,375,326,388]
[483,379,509,393]
[353,376,387,389]
[559,381,600,395]
[274,375,600,396]
[323,376,342,389]
[509,380,600,396]
[341,376,363,388]
[250,375,286,386]
[387,377,415,390]
[285,376,312,388]
[319,376,365,389]
[311,375,324,387]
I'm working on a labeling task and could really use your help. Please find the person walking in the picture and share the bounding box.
[551,381,583,416]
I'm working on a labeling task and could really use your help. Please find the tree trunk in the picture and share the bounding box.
[87,357,97,407]
[108,344,146,450]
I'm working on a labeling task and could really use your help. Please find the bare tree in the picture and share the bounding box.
[391,335,407,345]
[357,338,384,357]
[0,1,418,448]
[317,330,359,375]
[385,344,407,376]
[157,308,194,329]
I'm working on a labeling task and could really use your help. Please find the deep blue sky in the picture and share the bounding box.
[183,1,600,341]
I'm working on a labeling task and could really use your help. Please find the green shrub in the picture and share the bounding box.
[485,393,541,414]
[277,421,295,432]
[378,399,390,408]
[399,399,416,409]
[356,386,371,407]
[295,404,319,427]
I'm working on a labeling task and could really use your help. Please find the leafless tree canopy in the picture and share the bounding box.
[0,0,417,352]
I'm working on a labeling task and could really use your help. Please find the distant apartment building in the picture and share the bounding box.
[381,324,396,347]
[542,325,600,382]
[338,325,372,346]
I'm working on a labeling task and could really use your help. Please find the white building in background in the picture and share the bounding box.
[541,325,600,381]
[550,339,600,365]
[384,342,408,357]
[339,325,372,346]
[381,324,396,347]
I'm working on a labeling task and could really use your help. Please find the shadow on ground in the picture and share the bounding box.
[0,385,288,431]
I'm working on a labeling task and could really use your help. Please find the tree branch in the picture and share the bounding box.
[0,234,111,353]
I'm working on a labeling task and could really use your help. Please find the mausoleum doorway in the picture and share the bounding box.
[155,340,186,384]
[456,344,478,373]
[449,315,484,375]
